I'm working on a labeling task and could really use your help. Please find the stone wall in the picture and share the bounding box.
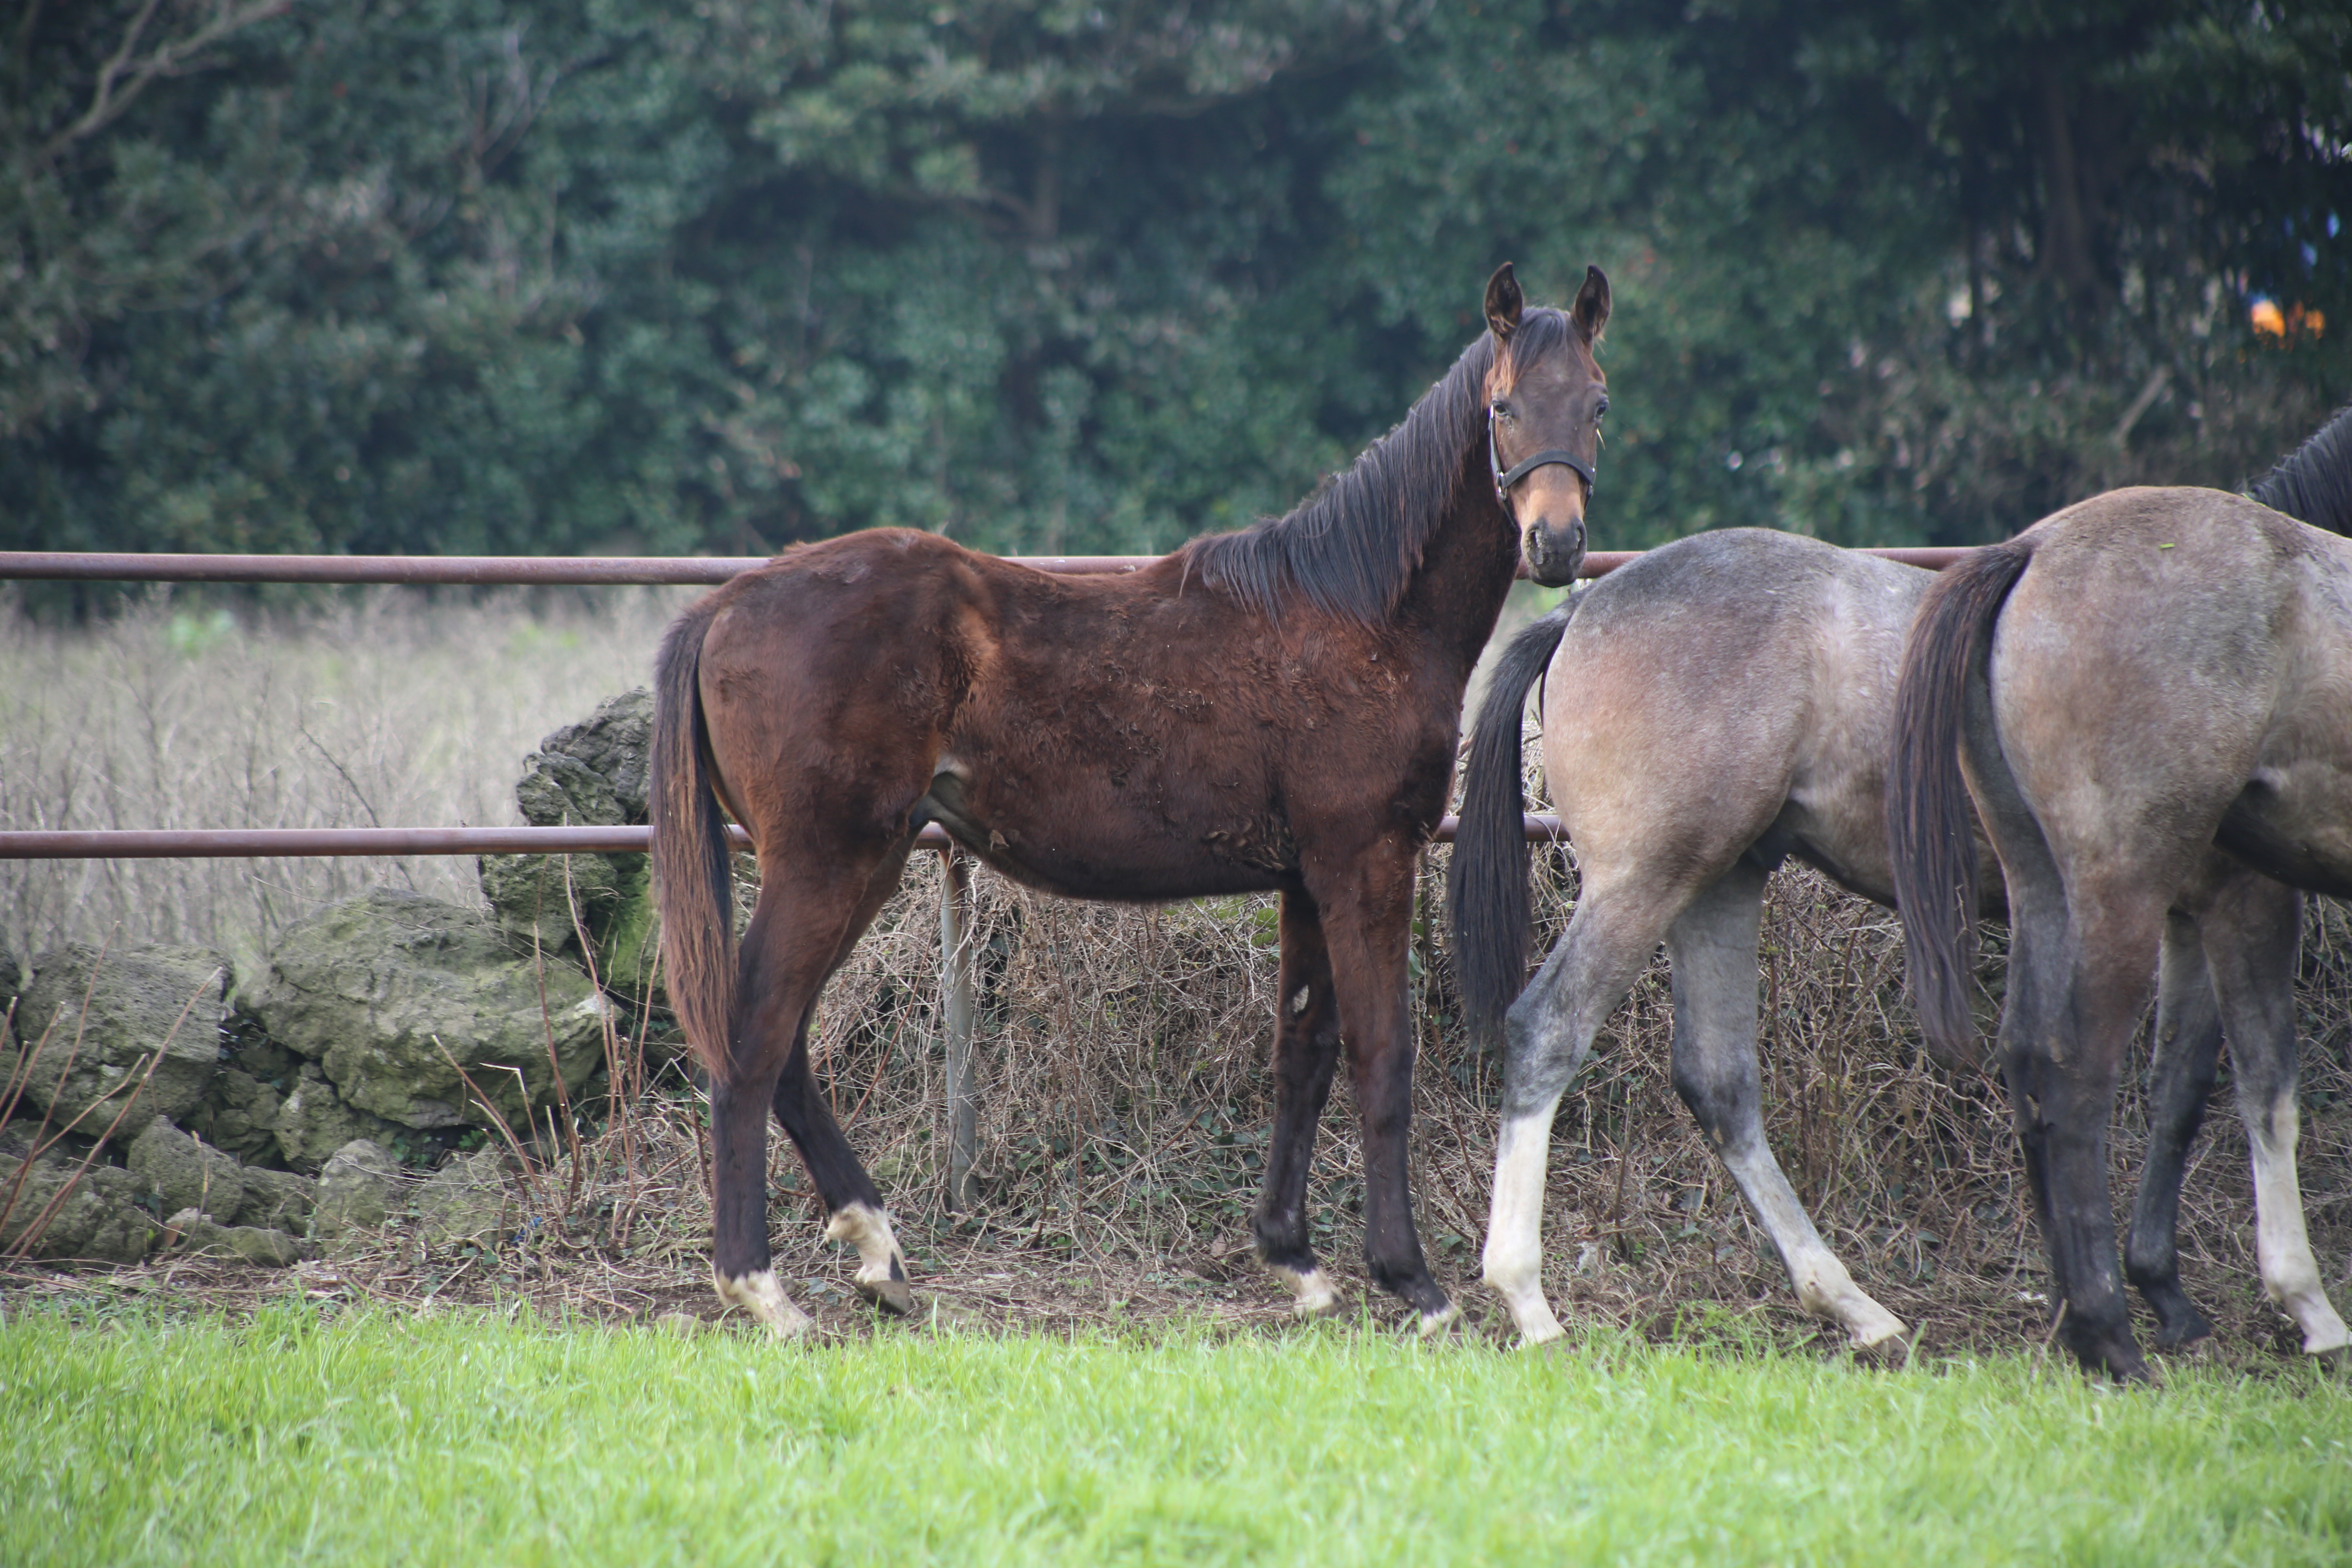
[0,691,650,1269]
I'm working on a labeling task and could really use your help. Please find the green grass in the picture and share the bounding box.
[3,1303,2348,1566]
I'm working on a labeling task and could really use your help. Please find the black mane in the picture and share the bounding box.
[2250,401,2352,537]
[1182,307,1575,626]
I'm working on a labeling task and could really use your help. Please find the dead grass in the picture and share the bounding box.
[1,595,2347,1365]
[0,586,694,973]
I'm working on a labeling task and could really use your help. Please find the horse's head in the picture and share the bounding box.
[1483,262,1610,588]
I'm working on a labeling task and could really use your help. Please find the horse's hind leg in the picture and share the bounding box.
[710,852,893,1337]
[771,839,922,1316]
[2201,875,2350,1354]
[1965,684,2154,1379]
[2123,912,2223,1348]
[1483,869,1684,1344]
[1664,861,1905,1349]
[1253,890,1346,1316]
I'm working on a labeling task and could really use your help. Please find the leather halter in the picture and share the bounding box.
[1489,402,1595,501]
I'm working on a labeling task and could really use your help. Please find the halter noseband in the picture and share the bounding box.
[1489,402,1596,501]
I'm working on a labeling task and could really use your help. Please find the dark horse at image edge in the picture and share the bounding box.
[650,263,1611,1336]
[1890,406,2352,1380]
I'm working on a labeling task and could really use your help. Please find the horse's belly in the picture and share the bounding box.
[914,769,1290,902]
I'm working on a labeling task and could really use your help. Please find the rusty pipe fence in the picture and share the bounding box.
[0,543,1967,1203]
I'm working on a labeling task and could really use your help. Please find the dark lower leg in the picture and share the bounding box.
[770,1029,888,1216]
[2125,917,2221,1347]
[1254,893,1342,1294]
[712,1072,781,1283]
[2007,938,2150,1380]
[1318,880,1446,1320]
[1348,1026,1448,1319]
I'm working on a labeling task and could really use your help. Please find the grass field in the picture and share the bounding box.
[3,1302,2347,1567]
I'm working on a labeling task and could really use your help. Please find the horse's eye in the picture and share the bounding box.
[1596,400,1608,421]
[1492,401,1514,422]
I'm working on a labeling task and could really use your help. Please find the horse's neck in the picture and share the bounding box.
[1396,457,1519,679]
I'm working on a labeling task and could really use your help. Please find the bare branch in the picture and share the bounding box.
[36,0,296,163]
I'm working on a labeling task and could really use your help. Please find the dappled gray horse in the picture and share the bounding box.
[1450,530,1980,1348]
[1890,410,2352,1381]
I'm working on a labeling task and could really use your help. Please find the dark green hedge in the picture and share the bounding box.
[7,0,2348,564]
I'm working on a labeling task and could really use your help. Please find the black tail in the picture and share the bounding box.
[1886,540,2033,1063]
[650,595,738,1082]
[1448,603,1577,1044]
[2249,400,2352,536]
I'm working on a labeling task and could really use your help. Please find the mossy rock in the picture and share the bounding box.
[477,688,660,996]
[274,1063,402,1174]
[181,1019,296,1165]
[313,1138,401,1243]
[415,1149,515,1252]
[126,1118,247,1226]
[13,943,228,1141]
[247,888,606,1135]
[0,1128,160,1264]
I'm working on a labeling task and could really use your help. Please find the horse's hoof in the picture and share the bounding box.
[2152,1311,2214,1352]
[1846,1311,1910,1353]
[2085,1341,2157,1386]
[1271,1263,1343,1317]
[713,1267,816,1341]
[858,1275,918,1317]
[1417,1302,1462,1338]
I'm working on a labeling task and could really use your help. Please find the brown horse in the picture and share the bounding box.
[651,263,1611,1336]
[1890,410,2352,1380]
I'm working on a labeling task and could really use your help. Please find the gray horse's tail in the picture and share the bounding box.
[1887,539,2034,1063]
[1448,602,1577,1043]
[650,593,737,1083]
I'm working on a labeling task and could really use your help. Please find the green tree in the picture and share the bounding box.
[4,0,2347,565]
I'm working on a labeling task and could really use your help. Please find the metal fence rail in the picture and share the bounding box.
[0,544,1970,588]
[0,815,1560,861]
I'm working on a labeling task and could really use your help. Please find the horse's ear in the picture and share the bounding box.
[1485,262,1524,343]
[1572,265,1611,343]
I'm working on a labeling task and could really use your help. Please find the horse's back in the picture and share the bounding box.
[1544,528,1929,900]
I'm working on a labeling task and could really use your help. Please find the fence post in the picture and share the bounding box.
[938,845,980,1210]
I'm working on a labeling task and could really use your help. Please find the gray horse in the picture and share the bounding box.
[1889,410,2352,1380]
[1454,499,2349,1356]
[1452,530,1946,1347]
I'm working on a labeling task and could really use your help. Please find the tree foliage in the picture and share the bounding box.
[4,0,2348,561]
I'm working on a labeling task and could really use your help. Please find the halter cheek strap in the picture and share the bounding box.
[1490,404,1596,501]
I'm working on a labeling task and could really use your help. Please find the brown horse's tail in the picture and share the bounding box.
[1448,602,1576,1045]
[1887,539,2034,1064]
[651,596,737,1082]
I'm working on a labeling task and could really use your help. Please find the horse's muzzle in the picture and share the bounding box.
[1522,518,1587,588]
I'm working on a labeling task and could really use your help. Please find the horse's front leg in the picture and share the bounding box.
[1253,890,1346,1316]
[1315,854,1454,1331]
